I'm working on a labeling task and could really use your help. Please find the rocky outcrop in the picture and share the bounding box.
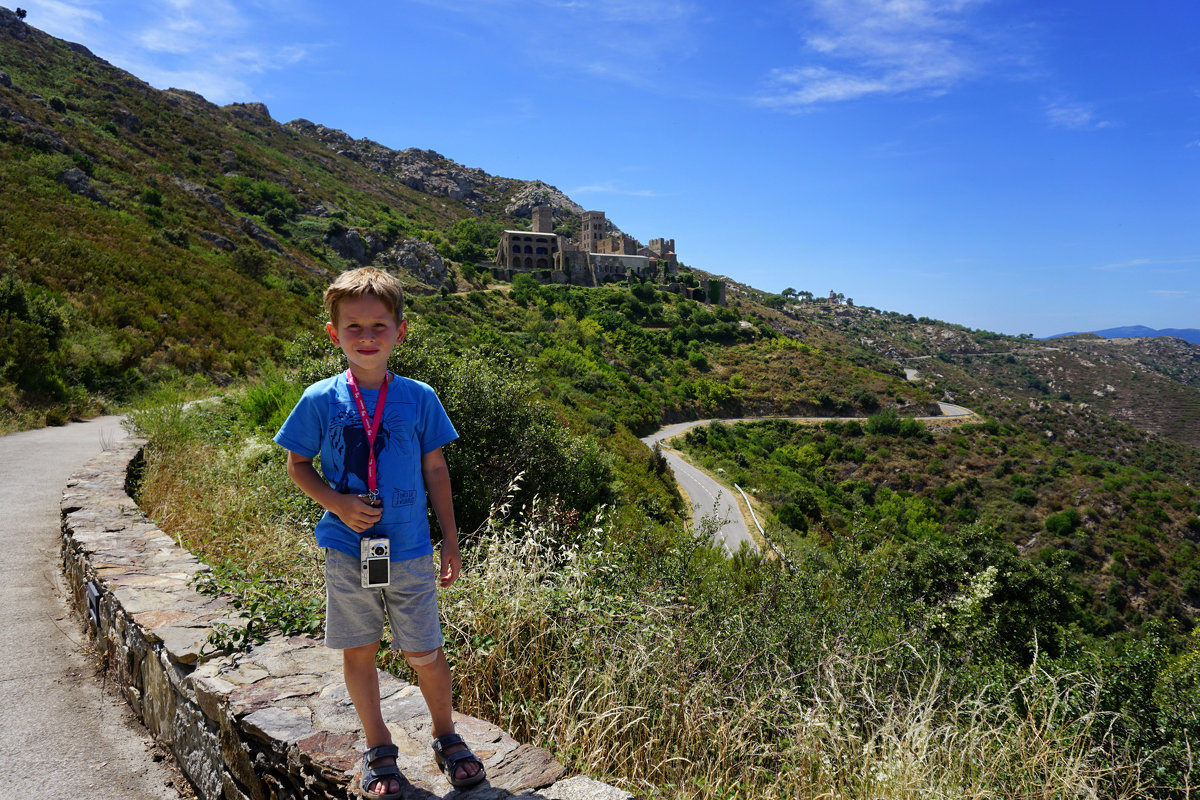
[504,181,584,219]
[1,100,68,151]
[286,119,523,214]
[198,232,235,251]
[327,229,368,264]
[0,6,30,40]
[223,101,273,125]
[59,166,106,204]
[378,237,448,288]
[238,216,281,252]
[172,177,226,210]
[60,440,632,800]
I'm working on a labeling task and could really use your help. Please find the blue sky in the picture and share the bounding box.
[17,0,1200,337]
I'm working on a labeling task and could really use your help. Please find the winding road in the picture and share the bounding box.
[641,402,978,554]
[0,417,185,798]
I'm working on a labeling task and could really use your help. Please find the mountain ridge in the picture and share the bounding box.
[1047,325,1200,344]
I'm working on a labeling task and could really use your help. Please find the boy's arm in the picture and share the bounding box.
[285,451,382,533]
[421,447,461,588]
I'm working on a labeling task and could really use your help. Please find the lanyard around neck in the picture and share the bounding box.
[345,370,389,494]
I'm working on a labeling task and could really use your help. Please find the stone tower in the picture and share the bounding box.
[579,210,607,252]
[532,206,553,234]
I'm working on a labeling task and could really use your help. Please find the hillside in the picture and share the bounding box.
[0,6,528,422]
[11,11,1200,796]
[6,6,1200,599]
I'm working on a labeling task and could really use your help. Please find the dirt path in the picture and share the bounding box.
[0,416,189,798]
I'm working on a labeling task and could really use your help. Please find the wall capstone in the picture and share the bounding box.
[61,439,632,800]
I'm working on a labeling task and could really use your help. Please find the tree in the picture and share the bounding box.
[15,8,26,19]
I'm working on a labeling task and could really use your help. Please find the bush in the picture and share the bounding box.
[226,177,300,219]
[1012,487,1037,506]
[867,408,901,435]
[1045,508,1081,536]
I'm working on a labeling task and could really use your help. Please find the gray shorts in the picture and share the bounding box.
[323,548,444,652]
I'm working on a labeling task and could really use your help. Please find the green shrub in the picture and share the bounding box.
[1045,508,1081,536]
[1012,487,1037,506]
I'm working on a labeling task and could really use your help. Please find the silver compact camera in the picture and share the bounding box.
[360,536,390,588]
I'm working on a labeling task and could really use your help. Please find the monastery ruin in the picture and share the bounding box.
[491,206,722,302]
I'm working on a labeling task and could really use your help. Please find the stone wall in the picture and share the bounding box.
[60,439,631,800]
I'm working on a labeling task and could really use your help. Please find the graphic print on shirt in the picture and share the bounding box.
[328,401,416,520]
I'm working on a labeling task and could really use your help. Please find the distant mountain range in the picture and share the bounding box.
[1046,326,1200,344]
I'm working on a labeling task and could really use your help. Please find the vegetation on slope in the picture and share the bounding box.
[10,9,1200,796]
[0,10,523,426]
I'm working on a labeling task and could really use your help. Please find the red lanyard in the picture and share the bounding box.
[345,370,389,494]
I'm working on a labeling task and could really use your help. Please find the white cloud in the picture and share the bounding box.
[1093,257,1198,273]
[27,0,319,104]
[136,0,247,54]
[757,0,989,110]
[132,65,254,104]
[409,0,699,88]
[569,181,660,197]
[1045,99,1110,131]
[23,0,104,43]
[421,0,693,24]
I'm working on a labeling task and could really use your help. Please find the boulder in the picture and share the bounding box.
[198,232,235,251]
[378,238,447,288]
[223,102,272,125]
[172,177,226,210]
[59,167,106,204]
[238,217,281,252]
[327,229,367,264]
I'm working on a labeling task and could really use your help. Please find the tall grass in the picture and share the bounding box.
[129,391,324,614]
[441,505,1151,799]
[128,399,1154,799]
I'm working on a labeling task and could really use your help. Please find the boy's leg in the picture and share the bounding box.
[404,647,481,783]
[344,641,390,745]
[345,641,402,795]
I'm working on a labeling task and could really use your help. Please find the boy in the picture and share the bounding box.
[274,267,485,798]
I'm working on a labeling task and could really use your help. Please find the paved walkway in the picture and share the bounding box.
[0,416,186,798]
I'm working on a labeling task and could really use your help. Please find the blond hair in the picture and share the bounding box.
[323,267,404,326]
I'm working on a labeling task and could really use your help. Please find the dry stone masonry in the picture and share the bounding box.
[60,439,631,800]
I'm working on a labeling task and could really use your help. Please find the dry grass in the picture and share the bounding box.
[442,508,1150,800]
[129,402,1153,800]
[131,402,324,592]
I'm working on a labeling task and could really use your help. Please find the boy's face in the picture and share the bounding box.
[326,294,406,380]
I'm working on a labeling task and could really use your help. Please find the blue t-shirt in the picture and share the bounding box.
[273,371,458,561]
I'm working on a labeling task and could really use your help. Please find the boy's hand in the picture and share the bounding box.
[439,544,461,588]
[335,493,384,532]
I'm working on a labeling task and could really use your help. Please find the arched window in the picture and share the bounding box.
[525,257,534,268]
[524,245,533,254]
[512,244,520,252]
[536,258,548,269]
[535,247,547,255]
